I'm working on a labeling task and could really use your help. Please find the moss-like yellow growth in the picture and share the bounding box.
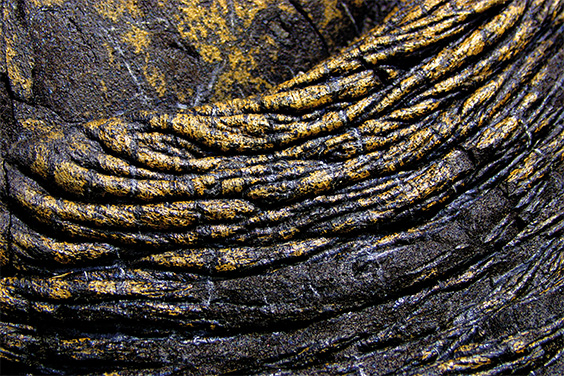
[1,0,563,372]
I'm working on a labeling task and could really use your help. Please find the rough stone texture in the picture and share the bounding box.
[1,0,367,123]
[1,0,564,375]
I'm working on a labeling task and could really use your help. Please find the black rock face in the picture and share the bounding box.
[1,0,563,374]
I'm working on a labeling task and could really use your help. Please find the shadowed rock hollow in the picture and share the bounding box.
[1,0,564,374]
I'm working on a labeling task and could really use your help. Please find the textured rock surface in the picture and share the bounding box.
[1,0,564,374]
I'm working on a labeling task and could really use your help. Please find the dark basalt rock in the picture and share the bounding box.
[1,0,563,375]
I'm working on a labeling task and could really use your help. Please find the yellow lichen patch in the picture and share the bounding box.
[320,0,342,30]
[199,44,223,64]
[263,84,333,113]
[100,79,108,93]
[461,74,504,117]
[506,131,564,185]
[216,248,253,272]
[5,42,33,100]
[135,202,200,229]
[85,280,133,297]
[424,0,524,81]
[12,229,116,265]
[90,118,134,155]
[209,224,241,239]
[359,119,399,136]
[276,2,295,15]
[143,237,335,272]
[279,227,300,240]
[0,233,8,269]
[144,302,189,318]
[96,150,160,179]
[221,177,245,195]
[29,0,65,7]
[27,138,61,178]
[301,0,365,51]
[29,301,58,315]
[476,116,519,150]
[198,199,256,221]
[388,99,441,122]
[190,174,215,196]
[125,0,143,18]
[54,161,88,196]
[507,338,527,353]
[401,150,466,205]
[175,0,235,59]
[39,279,73,300]
[263,70,376,117]
[518,92,539,114]
[245,181,288,201]
[59,338,105,360]
[13,170,225,231]
[143,62,167,97]
[438,355,492,371]
[344,159,372,181]
[135,151,184,173]
[62,337,95,346]
[80,280,192,298]
[289,238,328,257]
[19,118,56,134]
[96,0,142,22]
[170,0,290,100]
[140,250,207,270]
[299,170,333,196]
[212,46,273,100]
[93,175,133,198]
[122,25,151,54]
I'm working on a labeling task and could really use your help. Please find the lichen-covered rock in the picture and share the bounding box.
[1,0,367,121]
[1,0,563,374]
